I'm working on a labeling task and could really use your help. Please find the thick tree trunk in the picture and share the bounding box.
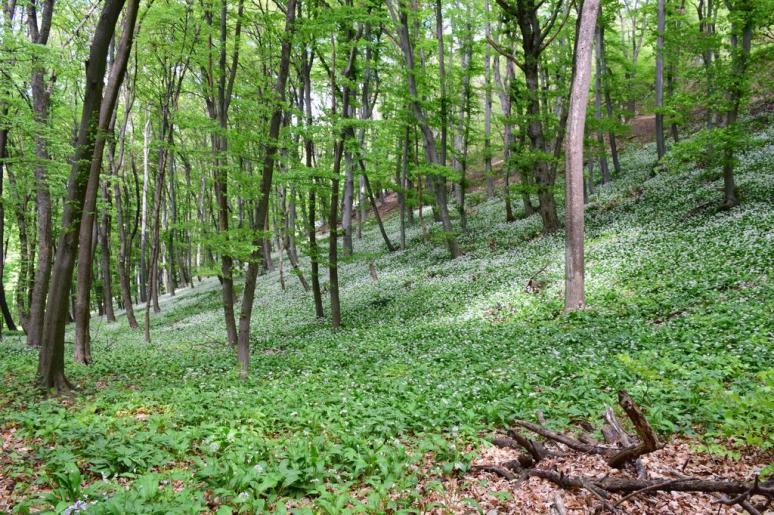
[39,0,136,392]
[564,0,600,312]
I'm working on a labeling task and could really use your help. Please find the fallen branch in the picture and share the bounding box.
[513,419,614,455]
[471,464,772,498]
[607,390,663,468]
[470,391,772,513]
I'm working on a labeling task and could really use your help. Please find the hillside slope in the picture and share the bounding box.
[1,119,772,512]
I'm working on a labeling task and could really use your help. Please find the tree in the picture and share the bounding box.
[718,0,756,209]
[387,0,461,258]
[565,0,601,311]
[25,0,56,349]
[38,0,138,391]
[492,0,571,234]
[234,0,296,376]
[655,0,666,160]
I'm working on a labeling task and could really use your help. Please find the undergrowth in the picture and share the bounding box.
[1,118,772,513]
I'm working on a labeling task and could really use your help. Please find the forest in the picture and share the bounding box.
[0,0,772,511]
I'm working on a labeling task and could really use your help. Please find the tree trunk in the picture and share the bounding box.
[721,8,752,209]
[139,117,150,302]
[114,161,139,329]
[26,0,56,349]
[0,112,18,331]
[594,22,610,184]
[328,140,343,329]
[342,151,354,256]
[235,0,296,376]
[389,0,460,257]
[39,0,136,391]
[360,168,395,252]
[597,22,621,176]
[565,0,600,312]
[655,0,666,160]
[100,182,116,322]
[484,0,494,198]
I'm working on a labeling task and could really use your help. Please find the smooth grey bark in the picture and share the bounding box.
[565,0,600,311]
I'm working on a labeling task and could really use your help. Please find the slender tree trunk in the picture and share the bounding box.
[8,171,31,332]
[235,0,295,376]
[398,127,409,249]
[597,23,621,176]
[328,139,343,329]
[360,167,395,252]
[594,22,610,184]
[139,117,150,302]
[100,182,116,321]
[107,92,138,328]
[655,0,666,160]
[299,46,324,319]
[342,150,354,256]
[484,0,494,198]
[26,0,56,349]
[389,0,460,257]
[0,115,18,331]
[565,0,600,312]
[114,163,138,328]
[721,10,752,209]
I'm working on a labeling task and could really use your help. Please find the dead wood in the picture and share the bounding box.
[549,493,567,515]
[513,419,614,456]
[471,390,771,514]
[607,390,663,468]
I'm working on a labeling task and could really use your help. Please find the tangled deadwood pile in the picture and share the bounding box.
[470,391,772,514]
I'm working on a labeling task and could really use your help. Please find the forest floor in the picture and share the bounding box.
[1,113,773,513]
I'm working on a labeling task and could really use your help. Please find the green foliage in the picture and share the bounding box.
[1,119,773,512]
